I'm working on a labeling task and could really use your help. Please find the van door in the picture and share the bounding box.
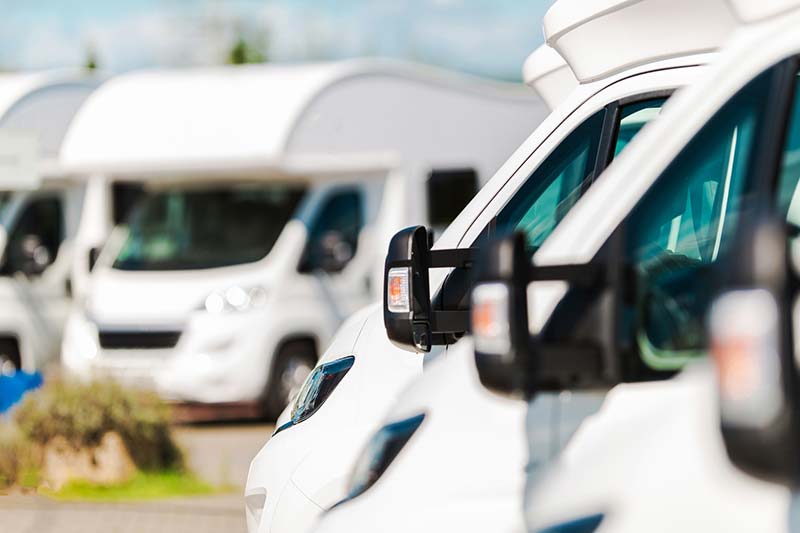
[550,65,784,464]
[0,191,70,371]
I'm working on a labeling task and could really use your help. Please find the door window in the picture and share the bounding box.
[2,195,64,276]
[301,189,364,273]
[776,72,800,226]
[493,110,605,253]
[493,98,666,255]
[625,70,773,369]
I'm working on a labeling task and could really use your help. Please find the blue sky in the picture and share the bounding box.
[0,0,555,80]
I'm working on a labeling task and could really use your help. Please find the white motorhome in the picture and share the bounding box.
[246,0,727,530]
[0,71,99,375]
[59,60,545,419]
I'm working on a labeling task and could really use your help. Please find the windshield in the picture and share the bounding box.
[112,183,307,271]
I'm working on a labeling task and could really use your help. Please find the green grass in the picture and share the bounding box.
[41,471,225,502]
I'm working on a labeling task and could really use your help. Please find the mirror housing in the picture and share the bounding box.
[714,219,800,487]
[472,233,532,395]
[470,232,612,399]
[383,226,479,352]
[383,226,434,352]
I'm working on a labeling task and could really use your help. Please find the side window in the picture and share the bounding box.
[492,98,666,255]
[776,71,800,226]
[112,182,146,225]
[300,189,364,273]
[494,110,605,253]
[625,71,772,369]
[427,168,479,231]
[613,99,666,156]
[2,195,64,277]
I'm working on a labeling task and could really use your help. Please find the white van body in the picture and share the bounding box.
[58,60,544,418]
[248,10,721,529]
[0,71,99,374]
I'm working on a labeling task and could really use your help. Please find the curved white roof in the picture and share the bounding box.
[0,70,99,188]
[60,59,540,177]
[0,70,99,158]
[544,0,739,83]
[522,45,578,111]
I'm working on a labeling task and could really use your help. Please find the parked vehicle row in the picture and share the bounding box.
[0,61,544,421]
[249,0,800,532]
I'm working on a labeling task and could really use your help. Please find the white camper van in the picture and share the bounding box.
[246,0,727,528]
[59,60,545,418]
[0,71,99,374]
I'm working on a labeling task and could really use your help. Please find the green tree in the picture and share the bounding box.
[227,34,268,65]
[84,44,98,71]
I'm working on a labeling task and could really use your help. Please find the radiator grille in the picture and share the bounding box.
[98,330,182,350]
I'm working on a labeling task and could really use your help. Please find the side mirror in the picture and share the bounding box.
[713,220,800,487]
[314,230,355,273]
[470,232,612,398]
[11,234,53,277]
[471,233,532,395]
[383,225,480,352]
[384,226,434,352]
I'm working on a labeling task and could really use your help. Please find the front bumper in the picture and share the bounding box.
[62,310,277,404]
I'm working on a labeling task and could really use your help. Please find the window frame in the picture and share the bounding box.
[433,91,674,320]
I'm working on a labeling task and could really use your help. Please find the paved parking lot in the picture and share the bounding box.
[1,422,274,533]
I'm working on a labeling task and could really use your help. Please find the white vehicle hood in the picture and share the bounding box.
[86,264,276,326]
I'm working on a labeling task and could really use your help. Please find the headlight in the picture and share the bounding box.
[201,285,269,314]
[273,356,355,435]
[342,413,425,502]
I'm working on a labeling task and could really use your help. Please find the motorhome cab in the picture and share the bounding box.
[448,1,800,532]
[58,61,543,419]
[0,71,99,375]
[246,1,724,530]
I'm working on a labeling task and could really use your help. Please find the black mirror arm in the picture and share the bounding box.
[428,247,479,269]
[528,263,604,286]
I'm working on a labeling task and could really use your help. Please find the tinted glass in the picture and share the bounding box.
[301,189,364,272]
[494,110,605,253]
[777,72,800,227]
[613,99,667,156]
[3,195,64,276]
[113,183,306,271]
[493,98,666,255]
[427,169,478,228]
[626,71,772,369]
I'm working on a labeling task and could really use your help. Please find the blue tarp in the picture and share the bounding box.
[0,371,43,414]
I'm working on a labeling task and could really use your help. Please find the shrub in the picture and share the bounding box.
[13,380,183,471]
[0,423,39,489]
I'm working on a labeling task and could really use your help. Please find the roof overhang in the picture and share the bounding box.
[522,45,579,111]
[544,0,740,83]
[56,152,400,185]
